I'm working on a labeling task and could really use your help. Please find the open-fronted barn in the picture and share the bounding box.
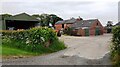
[2,13,40,30]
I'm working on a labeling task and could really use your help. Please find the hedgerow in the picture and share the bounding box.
[1,27,66,53]
[111,26,120,67]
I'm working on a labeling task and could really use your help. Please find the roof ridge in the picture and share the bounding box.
[6,13,39,21]
[12,13,30,17]
[82,19,98,21]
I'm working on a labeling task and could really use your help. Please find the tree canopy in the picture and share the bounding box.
[1,14,12,20]
[32,13,63,27]
[107,21,113,27]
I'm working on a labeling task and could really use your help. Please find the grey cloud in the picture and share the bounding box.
[1,1,118,25]
[118,1,120,21]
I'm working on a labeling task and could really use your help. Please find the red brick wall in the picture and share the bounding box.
[89,29,95,36]
[55,24,62,30]
[90,19,104,35]
[76,28,85,36]
[64,24,73,29]
[103,27,107,33]
[55,23,73,30]
[81,28,85,36]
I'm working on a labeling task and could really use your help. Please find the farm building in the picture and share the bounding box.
[71,19,104,36]
[104,26,113,33]
[55,18,81,31]
[1,13,40,30]
[115,22,120,26]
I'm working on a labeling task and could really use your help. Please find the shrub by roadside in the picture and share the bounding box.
[111,26,120,67]
[1,27,66,56]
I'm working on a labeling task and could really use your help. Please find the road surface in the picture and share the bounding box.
[2,34,112,65]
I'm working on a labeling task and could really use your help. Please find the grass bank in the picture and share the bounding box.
[1,38,66,59]
[1,45,40,59]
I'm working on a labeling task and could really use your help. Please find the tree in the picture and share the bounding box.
[32,14,49,26]
[77,16,83,20]
[1,14,12,20]
[107,21,113,27]
[49,14,63,27]
[32,14,63,27]
[40,14,50,26]
[106,21,113,33]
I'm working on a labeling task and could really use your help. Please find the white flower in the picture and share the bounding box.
[26,40,30,44]
[35,40,37,43]
[41,37,45,42]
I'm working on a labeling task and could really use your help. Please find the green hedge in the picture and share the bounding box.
[111,26,120,66]
[2,27,66,53]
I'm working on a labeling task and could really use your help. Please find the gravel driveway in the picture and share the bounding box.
[2,34,112,65]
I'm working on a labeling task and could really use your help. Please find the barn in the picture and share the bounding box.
[55,18,79,31]
[71,19,104,36]
[2,13,40,30]
[115,22,120,26]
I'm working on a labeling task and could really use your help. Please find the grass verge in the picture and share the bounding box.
[1,39,66,59]
[1,45,39,59]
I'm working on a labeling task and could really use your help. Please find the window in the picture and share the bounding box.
[97,23,99,25]
[62,24,64,28]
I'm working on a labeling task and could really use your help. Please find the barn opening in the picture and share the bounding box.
[5,20,39,30]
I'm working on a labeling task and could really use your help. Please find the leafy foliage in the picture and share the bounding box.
[107,21,113,27]
[49,14,63,26]
[32,14,63,27]
[2,27,66,53]
[111,26,120,66]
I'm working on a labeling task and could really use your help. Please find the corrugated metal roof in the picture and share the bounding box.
[6,13,39,21]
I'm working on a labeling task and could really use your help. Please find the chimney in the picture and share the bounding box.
[76,16,83,21]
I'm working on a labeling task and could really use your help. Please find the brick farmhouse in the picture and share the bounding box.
[55,18,83,31]
[55,18,104,36]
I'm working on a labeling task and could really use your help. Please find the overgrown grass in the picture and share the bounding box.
[0,46,39,56]
[2,38,66,53]
[0,45,2,55]
[1,38,66,58]
[49,40,66,52]
[1,45,39,58]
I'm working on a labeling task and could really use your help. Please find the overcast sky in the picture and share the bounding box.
[0,0,119,26]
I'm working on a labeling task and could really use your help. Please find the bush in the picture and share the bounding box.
[63,27,73,35]
[2,27,66,53]
[111,26,120,66]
